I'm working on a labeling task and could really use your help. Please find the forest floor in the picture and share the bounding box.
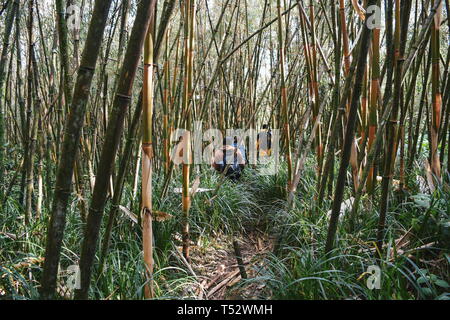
[186,229,275,300]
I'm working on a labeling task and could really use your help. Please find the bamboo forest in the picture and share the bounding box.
[0,0,449,302]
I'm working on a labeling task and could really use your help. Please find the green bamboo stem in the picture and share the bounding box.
[40,0,115,300]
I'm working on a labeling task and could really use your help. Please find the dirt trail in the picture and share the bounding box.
[184,229,275,300]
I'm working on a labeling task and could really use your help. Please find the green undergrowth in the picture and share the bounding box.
[0,158,448,300]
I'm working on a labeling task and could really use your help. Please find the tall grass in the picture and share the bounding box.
[0,158,448,300]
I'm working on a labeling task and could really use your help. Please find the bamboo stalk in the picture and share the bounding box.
[181,0,195,262]
[430,0,442,181]
[40,0,114,300]
[325,0,376,253]
[376,0,411,256]
[142,9,156,298]
[367,0,381,194]
[0,0,18,189]
[276,0,293,189]
[74,0,157,300]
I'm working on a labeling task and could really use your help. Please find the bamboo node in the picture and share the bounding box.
[116,93,132,101]
[182,196,191,209]
[78,65,95,72]
[142,143,154,158]
[143,207,152,216]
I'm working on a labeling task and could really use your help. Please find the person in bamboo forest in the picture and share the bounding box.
[212,136,246,181]
[257,124,272,160]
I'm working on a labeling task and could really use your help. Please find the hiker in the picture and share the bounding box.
[212,136,246,181]
[257,124,272,160]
